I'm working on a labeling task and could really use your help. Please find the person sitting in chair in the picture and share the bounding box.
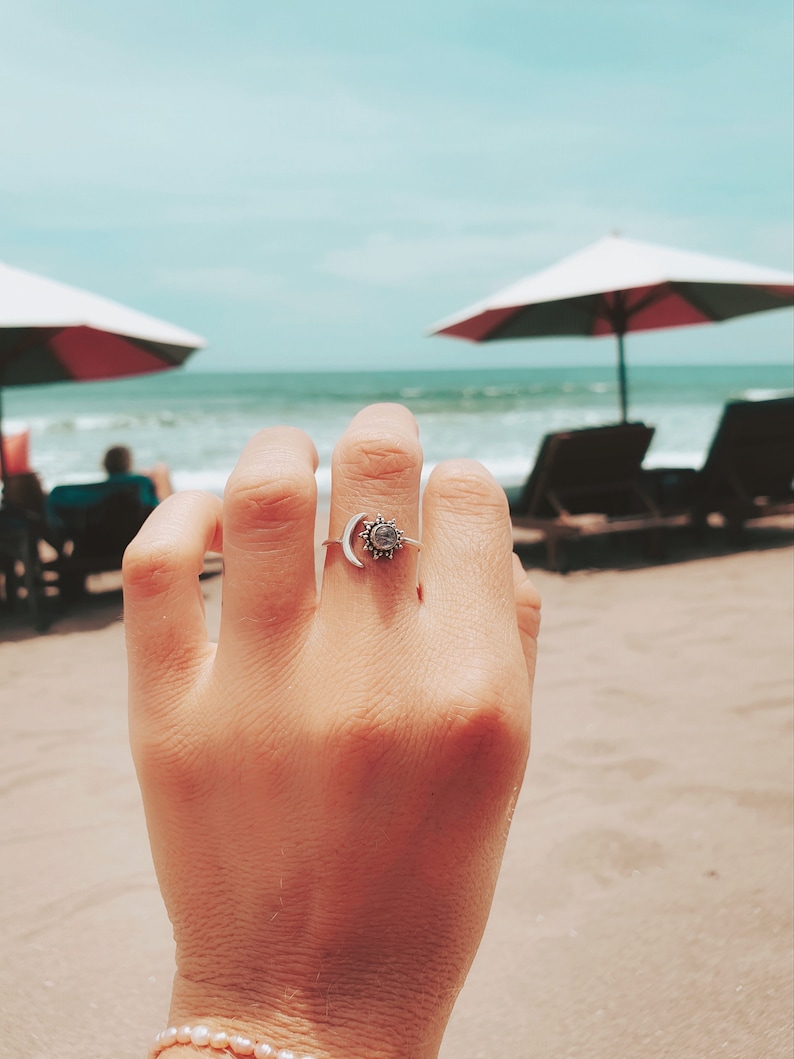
[46,447,174,598]
[102,445,173,505]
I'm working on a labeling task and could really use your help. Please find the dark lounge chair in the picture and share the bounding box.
[508,422,688,570]
[46,478,156,597]
[0,473,52,629]
[642,396,794,536]
[0,503,46,628]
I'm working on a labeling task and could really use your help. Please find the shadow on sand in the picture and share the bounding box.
[0,563,222,642]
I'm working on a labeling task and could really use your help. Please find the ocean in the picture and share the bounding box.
[3,364,792,499]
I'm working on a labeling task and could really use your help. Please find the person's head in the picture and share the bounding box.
[103,445,133,476]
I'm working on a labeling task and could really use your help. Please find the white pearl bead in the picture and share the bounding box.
[229,1035,255,1055]
[191,1026,212,1047]
[149,1024,317,1059]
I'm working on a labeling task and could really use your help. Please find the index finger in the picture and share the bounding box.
[123,490,223,704]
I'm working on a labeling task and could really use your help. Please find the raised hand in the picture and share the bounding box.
[124,404,540,1059]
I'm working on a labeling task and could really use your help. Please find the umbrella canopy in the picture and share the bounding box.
[0,260,205,488]
[429,235,794,421]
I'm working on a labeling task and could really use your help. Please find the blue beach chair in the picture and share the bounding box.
[46,476,158,597]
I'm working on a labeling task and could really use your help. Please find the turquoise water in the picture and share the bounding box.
[3,364,792,497]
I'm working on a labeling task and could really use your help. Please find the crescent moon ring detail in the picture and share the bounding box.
[322,511,368,568]
[322,512,421,568]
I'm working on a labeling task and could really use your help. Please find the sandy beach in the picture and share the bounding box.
[1,524,792,1059]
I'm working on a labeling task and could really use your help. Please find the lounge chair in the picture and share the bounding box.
[508,422,688,570]
[1,468,54,629]
[642,396,794,535]
[46,477,157,597]
[0,503,46,628]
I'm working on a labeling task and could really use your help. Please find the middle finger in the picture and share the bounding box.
[321,403,423,610]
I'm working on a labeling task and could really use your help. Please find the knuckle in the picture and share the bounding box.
[444,677,528,759]
[122,491,213,596]
[133,723,211,802]
[336,428,422,484]
[122,534,184,596]
[225,463,317,526]
[430,460,508,516]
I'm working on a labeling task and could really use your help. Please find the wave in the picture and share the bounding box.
[8,364,790,496]
[735,387,794,402]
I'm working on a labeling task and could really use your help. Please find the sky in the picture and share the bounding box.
[1,0,792,372]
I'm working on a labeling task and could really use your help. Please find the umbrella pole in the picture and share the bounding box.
[616,331,629,423]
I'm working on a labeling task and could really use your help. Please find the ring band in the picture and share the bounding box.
[322,512,422,569]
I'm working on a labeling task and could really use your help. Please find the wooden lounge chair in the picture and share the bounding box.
[642,396,794,536]
[46,478,156,597]
[508,422,688,570]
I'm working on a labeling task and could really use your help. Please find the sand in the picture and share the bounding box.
[1,526,792,1059]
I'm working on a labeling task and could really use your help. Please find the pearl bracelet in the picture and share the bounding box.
[149,1024,316,1059]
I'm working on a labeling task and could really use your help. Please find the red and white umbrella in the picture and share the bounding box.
[0,260,205,488]
[429,235,794,421]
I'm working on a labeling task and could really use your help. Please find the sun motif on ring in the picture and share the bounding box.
[359,514,404,560]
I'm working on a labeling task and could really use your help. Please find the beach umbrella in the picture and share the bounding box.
[428,235,794,422]
[0,260,205,489]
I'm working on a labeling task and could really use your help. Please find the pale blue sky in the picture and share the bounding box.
[2,0,792,370]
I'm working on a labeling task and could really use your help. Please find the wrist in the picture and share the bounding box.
[154,1007,437,1059]
[149,1022,316,1058]
[164,962,446,1059]
[149,1018,431,1059]
[151,1019,329,1059]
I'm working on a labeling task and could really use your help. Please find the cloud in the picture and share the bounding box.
[155,264,367,329]
[155,267,285,301]
[316,202,757,292]
[0,11,393,200]
[319,232,537,288]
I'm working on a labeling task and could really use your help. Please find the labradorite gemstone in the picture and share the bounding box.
[370,523,400,551]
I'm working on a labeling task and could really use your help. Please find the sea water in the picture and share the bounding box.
[3,364,792,499]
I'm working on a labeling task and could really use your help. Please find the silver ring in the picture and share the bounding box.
[322,512,422,569]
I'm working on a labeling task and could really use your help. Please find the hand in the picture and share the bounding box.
[123,404,540,1059]
[140,461,174,502]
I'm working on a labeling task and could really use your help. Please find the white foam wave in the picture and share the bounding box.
[737,387,793,402]
[169,455,539,500]
[642,449,705,470]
